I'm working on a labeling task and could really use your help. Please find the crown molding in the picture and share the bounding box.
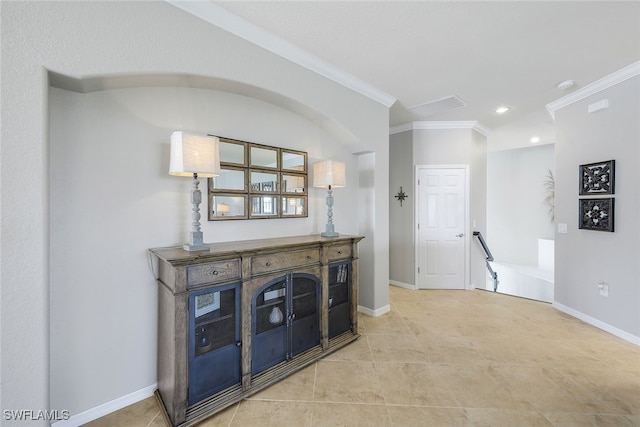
[390,121,491,137]
[165,1,396,108]
[546,61,640,119]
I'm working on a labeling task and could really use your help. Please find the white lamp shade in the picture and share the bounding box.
[313,160,346,188]
[169,131,221,177]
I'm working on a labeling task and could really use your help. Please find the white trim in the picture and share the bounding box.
[546,60,640,119]
[165,1,396,108]
[51,384,157,427]
[358,304,391,317]
[390,121,491,137]
[414,165,470,291]
[389,280,417,290]
[552,302,640,347]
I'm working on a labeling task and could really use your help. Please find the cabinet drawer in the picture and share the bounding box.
[252,248,320,275]
[188,260,240,287]
[327,244,352,261]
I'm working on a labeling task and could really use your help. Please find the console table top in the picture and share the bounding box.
[150,234,364,265]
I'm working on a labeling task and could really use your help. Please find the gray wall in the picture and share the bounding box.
[48,86,361,416]
[1,1,390,422]
[487,144,555,265]
[389,126,487,290]
[554,75,640,337]
[389,131,414,286]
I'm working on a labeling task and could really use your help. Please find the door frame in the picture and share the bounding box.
[414,165,470,290]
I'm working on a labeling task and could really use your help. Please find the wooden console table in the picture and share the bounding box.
[150,234,363,426]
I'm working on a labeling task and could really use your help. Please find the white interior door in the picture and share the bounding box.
[416,167,467,289]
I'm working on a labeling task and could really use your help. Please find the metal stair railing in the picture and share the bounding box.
[473,231,499,291]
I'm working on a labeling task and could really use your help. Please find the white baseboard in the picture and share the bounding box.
[358,304,391,317]
[552,302,640,346]
[389,280,416,290]
[52,383,157,427]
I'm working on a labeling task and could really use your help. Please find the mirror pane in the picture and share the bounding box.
[209,195,247,219]
[281,197,306,217]
[250,146,278,168]
[211,168,246,191]
[282,151,306,172]
[219,140,246,165]
[250,171,278,192]
[250,196,278,217]
[282,174,306,194]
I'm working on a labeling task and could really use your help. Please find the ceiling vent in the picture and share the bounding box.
[409,95,466,118]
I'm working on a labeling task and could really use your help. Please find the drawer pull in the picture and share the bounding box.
[337,250,343,254]
[306,255,312,259]
[212,270,219,276]
[266,262,272,267]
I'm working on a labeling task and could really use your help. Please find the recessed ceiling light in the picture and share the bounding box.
[530,136,540,143]
[496,106,510,114]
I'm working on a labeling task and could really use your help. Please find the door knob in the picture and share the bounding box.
[456,233,464,237]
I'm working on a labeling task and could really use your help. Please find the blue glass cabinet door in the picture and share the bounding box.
[328,262,351,339]
[188,283,241,405]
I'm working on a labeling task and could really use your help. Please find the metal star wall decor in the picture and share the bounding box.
[395,187,407,207]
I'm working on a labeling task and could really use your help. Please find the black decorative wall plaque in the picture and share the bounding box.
[579,160,615,195]
[579,198,614,232]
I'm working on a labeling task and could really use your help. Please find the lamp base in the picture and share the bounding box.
[183,231,209,251]
[321,231,340,238]
[183,243,210,252]
[321,222,339,238]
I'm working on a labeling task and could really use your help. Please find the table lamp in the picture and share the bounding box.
[169,131,220,251]
[313,160,346,237]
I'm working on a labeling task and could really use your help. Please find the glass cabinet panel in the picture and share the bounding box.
[252,280,288,374]
[255,281,287,335]
[189,283,241,404]
[328,263,351,339]
[251,274,320,375]
[290,274,320,356]
[250,145,278,169]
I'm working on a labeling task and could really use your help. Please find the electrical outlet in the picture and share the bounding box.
[598,281,609,297]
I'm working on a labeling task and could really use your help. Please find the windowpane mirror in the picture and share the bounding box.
[250,196,278,218]
[210,167,246,192]
[282,174,306,194]
[250,171,279,193]
[281,197,306,217]
[250,145,278,169]
[282,150,306,172]
[209,136,307,220]
[209,195,248,220]
[219,139,247,166]
[220,138,247,166]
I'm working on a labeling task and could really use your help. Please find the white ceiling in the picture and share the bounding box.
[207,1,640,149]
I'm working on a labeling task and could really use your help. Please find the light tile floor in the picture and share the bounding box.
[85,287,640,426]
